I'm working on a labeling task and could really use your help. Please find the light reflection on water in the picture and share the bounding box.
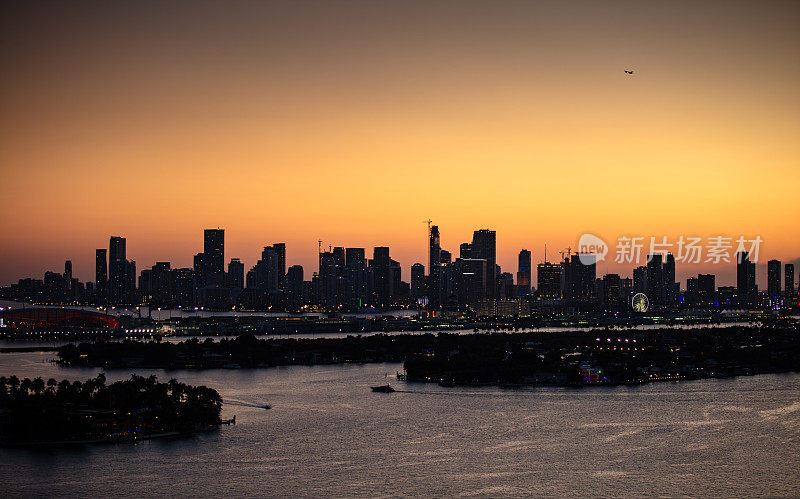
[0,352,798,497]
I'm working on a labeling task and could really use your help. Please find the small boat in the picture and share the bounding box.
[371,384,395,393]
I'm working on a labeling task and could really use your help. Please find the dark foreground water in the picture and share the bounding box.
[1,351,798,497]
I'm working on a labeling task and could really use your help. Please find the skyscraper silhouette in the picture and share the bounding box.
[95,248,107,303]
[227,258,244,289]
[517,249,531,294]
[411,263,426,301]
[372,246,392,307]
[428,225,441,308]
[203,229,225,286]
[273,243,286,290]
[646,254,664,306]
[286,264,304,310]
[663,253,676,306]
[471,229,496,299]
[737,251,756,306]
[108,236,130,304]
[537,262,561,300]
[767,259,781,299]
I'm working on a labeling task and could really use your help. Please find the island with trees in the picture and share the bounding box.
[0,374,223,446]
[55,323,800,387]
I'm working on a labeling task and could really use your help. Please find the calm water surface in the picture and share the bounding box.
[0,351,798,497]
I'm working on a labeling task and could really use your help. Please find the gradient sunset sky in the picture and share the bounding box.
[1,0,798,287]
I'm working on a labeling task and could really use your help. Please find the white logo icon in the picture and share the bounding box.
[577,233,608,265]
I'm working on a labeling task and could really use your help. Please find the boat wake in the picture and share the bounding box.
[224,399,270,409]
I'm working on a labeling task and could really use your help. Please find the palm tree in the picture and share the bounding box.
[32,377,45,396]
[57,379,71,399]
[71,380,83,399]
[8,375,19,392]
[20,378,33,396]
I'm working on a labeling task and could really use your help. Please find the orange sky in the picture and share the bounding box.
[1,1,798,287]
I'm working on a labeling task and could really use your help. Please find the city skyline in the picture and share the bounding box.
[1,1,799,288]
[1,3,798,497]
[2,226,798,292]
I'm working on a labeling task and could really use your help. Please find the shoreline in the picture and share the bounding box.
[0,426,224,448]
[51,354,800,389]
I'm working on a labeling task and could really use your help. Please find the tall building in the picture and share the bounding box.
[646,254,664,306]
[563,253,596,303]
[429,226,441,275]
[620,277,633,301]
[193,252,206,285]
[459,243,472,259]
[736,251,756,306]
[410,263,426,301]
[108,236,133,304]
[428,225,441,308]
[697,273,716,306]
[228,258,244,289]
[372,246,393,307]
[601,274,621,309]
[150,262,172,306]
[686,274,716,307]
[95,248,107,302]
[499,272,514,298]
[263,246,281,291]
[345,248,368,308]
[767,259,781,299]
[333,247,345,268]
[517,249,531,294]
[273,243,286,290]
[63,260,74,300]
[203,229,225,287]
[173,268,196,308]
[786,264,796,297]
[139,268,153,301]
[110,236,126,262]
[318,249,342,308]
[471,229,497,299]
[390,258,403,298]
[537,262,561,300]
[286,265,304,310]
[663,253,676,306]
[64,260,72,281]
[204,229,224,273]
[456,258,487,307]
[633,266,647,295]
[346,248,365,269]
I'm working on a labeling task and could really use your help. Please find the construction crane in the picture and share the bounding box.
[423,219,433,237]
[559,247,572,262]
